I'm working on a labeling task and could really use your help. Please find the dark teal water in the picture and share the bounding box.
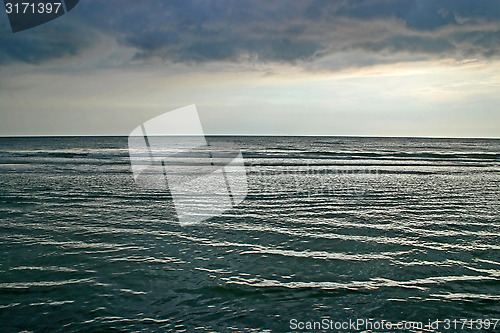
[0,136,499,332]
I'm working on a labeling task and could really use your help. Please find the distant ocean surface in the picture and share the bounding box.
[0,136,499,332]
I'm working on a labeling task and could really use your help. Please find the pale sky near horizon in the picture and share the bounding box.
[1,0,499,138]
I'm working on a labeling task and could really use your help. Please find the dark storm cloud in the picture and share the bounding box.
[1,0,500,67]
[0,18,96,64]
[92,1,326,63]
[333,0,458,30]
[354,36,455,55]
[451,29,500,57]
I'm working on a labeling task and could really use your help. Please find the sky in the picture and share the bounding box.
[0,0,499,137]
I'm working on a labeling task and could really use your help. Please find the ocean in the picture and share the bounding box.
[0,136,499,332]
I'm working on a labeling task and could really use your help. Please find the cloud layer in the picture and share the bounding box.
[1,0,500,69]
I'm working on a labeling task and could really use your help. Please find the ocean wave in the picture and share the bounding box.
[247,151,500,161]
[0,278,94,290]
[223,274,497,291]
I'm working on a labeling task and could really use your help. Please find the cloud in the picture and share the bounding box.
[0,19,96,64]
[354,36,456,55]
[333,0,458,30]
[1,0,500,69]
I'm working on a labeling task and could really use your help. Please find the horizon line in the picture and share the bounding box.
[0,134,499,140]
